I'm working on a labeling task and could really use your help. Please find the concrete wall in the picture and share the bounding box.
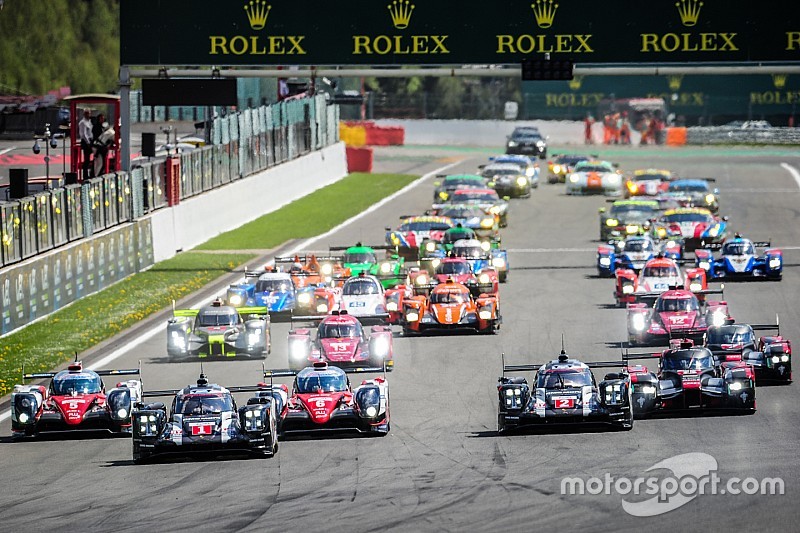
[149,142,348,262]
[373,119,585,146]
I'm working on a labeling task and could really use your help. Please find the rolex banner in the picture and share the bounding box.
[121,0,799,66]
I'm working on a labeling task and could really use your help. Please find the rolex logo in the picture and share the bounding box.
[531,0,558,29]
[388,0,414,29]
[568,76,583,91]
[772,74,788,89]
[667,75,683,91]
[244,0,271,30]
[675,0,702,27]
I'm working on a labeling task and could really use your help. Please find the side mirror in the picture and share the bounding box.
[599,207,606,213]
[384,226,391,231]
[713,188,719,195]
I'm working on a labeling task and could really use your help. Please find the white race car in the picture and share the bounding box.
[565,160,623,196]
[339,274,389,324]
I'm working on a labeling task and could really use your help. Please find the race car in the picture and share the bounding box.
[131,372,279,463]
[414,256,499,296]
[547,153,590,184]
[329,243,406,288]
[486,154,540,187]
[565,159,623,196]
[481,162,532,198]
[263,362,390,436]
[432,174,489,203]
[386,215,454,260]
[705,319,792,383]
[167,299,270,359]
[384,283,412,324]
[286,311,394,371]
[11,360,141,439]
[667,179,719,213]
[624,169,675,197]
[598,199,660,241]
[695,236,782,281]
[275,254,350,289]
[652,207,727,251]
[434,188,509,227]
[497,353,634,433]
[613,255,706,307]
[226,269,313,319]
[627,288,729,346]
[505,127,547,158]
[596,235,681,278]
[339,273,389,324]
[402,278,500,335]
[430,204,501,243]
[450,238,508,283]
[625,340,756,417]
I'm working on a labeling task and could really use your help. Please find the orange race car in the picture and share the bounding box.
[402,279,500,335]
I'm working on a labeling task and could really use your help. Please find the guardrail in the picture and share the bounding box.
[0,95,340,268]
[686,127,800,145]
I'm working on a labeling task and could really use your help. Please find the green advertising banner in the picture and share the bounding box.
[121,0,800,66]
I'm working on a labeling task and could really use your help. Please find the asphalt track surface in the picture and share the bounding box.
[2,145,800,532]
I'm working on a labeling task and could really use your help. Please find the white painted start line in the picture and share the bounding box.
[0,160,461,424]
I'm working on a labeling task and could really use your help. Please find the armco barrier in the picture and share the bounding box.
[345,146,373,173]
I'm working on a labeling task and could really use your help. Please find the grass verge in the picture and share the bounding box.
[0,172,415,397]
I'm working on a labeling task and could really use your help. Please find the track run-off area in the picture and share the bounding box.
[2,144,800,531]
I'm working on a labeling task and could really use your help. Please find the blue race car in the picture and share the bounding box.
[450,238,509,283]
[596,235,682,277]
[227,270,315,319]
[695,236,782,281]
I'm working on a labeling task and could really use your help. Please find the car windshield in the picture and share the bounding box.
[556,155,588,165]
[443,230,475,244]
[444,178,483,188]
[343,279,379,295]
[295,371,348,393]
[436,261,471,275]
[662,350,714,371]
[537,370,593,389]
[453,246,484,259]
[634,174,668,181]
[611,204,657,216]
[197,311,238,327]
[431,290,468,304]
[707,327,753,345]
[662,213,713,223]
[722,242,755,255]
[657,297,698,312]
[256,278,293,293]
[399,221,453,232]
[624,240,654,252]
[670,183,709,192]
[344,251,377,264]
[485,168,521,176]
[642,265,679,277]
[576,164,612,173]
[440,207,483,219]
[319,322,361,338]
[52,373,102,395]
[452,192,499,202]
[177,394,233,415]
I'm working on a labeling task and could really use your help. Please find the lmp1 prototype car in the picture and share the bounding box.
[652,207,727,251]
[497,353,634,433]
[612,255,707,307]
[627,288,729,346]
[433,174,488,203]
[625,340,756,417]
[624,169,675,197]
[287,311,394,371]
[596,236,681,278]
[434,189,510,227]
[386,215,454,260]
[329,243,406,288]
[695,236,782,281]
[547,153,590,184]
[263,362,390,436]
[598,199,660,241]
[131,372,279,463]
[402,278,500,335]
[226,269,314,319]
[167,299,270,359]
[481,162,532,198]
[11,360,142,439]
[565,160,623,196]
[704,319,792,383]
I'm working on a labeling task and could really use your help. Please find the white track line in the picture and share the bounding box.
[0,161,461,423]
[0,147,16,156]
[781,162,800,189]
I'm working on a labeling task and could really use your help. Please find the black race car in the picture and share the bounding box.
[132,373,280,463]
[497,353,634,433]
[505,127,547,159]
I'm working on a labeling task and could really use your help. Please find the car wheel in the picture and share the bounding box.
[499,271,508,283]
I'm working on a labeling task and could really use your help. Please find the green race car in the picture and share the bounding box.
[330,243,406,289]
[599,199,660,241]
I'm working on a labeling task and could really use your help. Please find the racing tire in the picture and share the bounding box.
[499,271,508,283]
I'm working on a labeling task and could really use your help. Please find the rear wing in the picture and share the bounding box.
[23,363,141,382]
[750,315,780,334]
[238,306,269,317]
[501,353,627,374]
[173,309,200,318]
[329,245,395,251]
[682,177,717,182]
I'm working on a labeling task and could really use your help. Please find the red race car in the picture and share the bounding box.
[614,255,706,307]
[287,311,393,371]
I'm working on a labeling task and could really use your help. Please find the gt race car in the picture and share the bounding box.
[653,207,727,251]
[430,204,501,243]
[287,311,394,371]
[695,237,782,281]
[505,127,547,158]
[497,353,634,432]
[624,169,675,197]
[12,360,141,439]
[547,153,590,184]
[433,189,510,227]
[667,179,719,213]
[487,154,540,187]
[386,215,454,260]
[167,299,270,359]
[565,160,623,196]
[433,174,488,203]
[598,199,660,241]
[403,278,500,335]
[131,372,278,463]
[481,162,532,198]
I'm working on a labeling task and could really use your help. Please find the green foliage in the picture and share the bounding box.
[0,1,120,95]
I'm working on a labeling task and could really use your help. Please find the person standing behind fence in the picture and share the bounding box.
[584,113,595,144]
[79,110,93,179]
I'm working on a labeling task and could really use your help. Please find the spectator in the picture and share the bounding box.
[93,120,115,177]
[620,112,631,145]
[78,110,93,179]
[584,113,595,144]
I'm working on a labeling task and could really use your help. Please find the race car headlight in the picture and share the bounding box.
[18,413,29,424]
[288,341,307,359]
[507,141,518,147]
[371,337,390,356]
[491,257,505,268]
[380,262,392,274]
[769,257,781,269]
[729,382,743,391]
[771,356,781,364]
[606,219,618,227]
[320,263,333,275]
[622,284,634,294]
[480,218,494,228]
[711,311,727,327]
[608,174,621,184]
[405,311,419,322]
[641,385,657,394]
[386,301,398,312]
[117,408,128,419]
[632,314,646,331]
[297,292,312,304]
[626,225,639,234]
[439,191,449,200]
[666,240,677,248]
[431,259,441,269]
[365,405,378,418]
[781,354,790,362]
[689,282,702,292]
[245,410,254,418]
[552,164,562,174]
[708,226,720,238]
[478,273,491,284]
[228,294,243,306]
[488,205,501,215]
[480,241,491,251]
[657,228,667,238]
[425,241,436,252]
[415,274,429,285]
[316,303,328,313]
[536,140,545,148]
[699,261,710,270]
[599,257,611,267]
[526,167,535,177]
[569,174,579,183]
[705,194,715,204]
[516,177,528,187]
[479,309,492,320]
